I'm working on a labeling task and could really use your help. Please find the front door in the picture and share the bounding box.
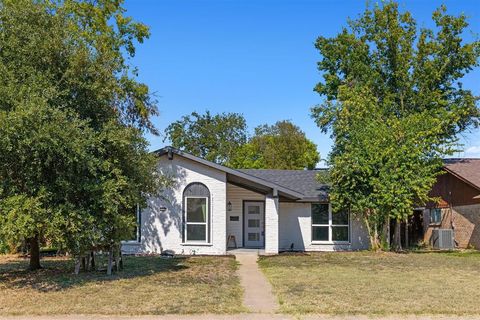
[244,201,265,248]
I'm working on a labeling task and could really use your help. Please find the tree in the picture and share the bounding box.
[0,0,161,270]
[164,111,248,165]
[229,120,320,170]
[312,2,480,250]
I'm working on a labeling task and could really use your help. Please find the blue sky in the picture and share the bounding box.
[124,0,480,165]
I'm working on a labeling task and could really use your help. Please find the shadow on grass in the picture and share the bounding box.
[0,255,189,292]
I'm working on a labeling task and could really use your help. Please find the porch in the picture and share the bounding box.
[224,182,279,253]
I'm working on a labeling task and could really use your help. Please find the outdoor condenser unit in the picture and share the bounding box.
[431,229,454,250]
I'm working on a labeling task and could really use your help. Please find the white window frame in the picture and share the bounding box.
[311,203,350,244]
[184,196,210,244]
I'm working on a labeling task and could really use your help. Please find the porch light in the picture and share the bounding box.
[227,201,232,211]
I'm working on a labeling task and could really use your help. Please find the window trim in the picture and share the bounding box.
[184,195,211,244]
[311,203,350,244]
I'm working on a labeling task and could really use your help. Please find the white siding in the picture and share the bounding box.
[138,155,227,255]
[279,202,370,251]
[226,184,264,247]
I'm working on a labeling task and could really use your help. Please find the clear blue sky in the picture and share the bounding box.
[124,0,480,165]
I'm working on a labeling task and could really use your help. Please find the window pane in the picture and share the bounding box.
[430,208,441,224]
[332,226,349,241]
[248,219,260,228]
[186,224,206,241]
[187,198,207,222]
[332,210,349,225]
[312,204,329,224]
[312,226,329,241]
[248,233,259,241]
[248,206,260,214]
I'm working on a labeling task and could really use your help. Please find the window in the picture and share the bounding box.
[185,197,208,241]
[430,208,442,225]
[312,203,350,243]
[248,219,260,228]
[248,206,260,214]
[183,183,210,243]
[248,233,259,241]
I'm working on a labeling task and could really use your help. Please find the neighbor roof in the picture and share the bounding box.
[443,158,480,191]
[238,169,329,202]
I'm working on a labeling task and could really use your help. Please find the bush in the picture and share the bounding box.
[0,238,9,254]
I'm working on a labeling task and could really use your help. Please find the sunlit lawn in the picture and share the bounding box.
[0,254,245,315]
[259,251,480,315]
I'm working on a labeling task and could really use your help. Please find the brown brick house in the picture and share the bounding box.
[419,159,480,249]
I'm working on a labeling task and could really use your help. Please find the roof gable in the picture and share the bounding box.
[154,147,304,200]
[443,158,480,191]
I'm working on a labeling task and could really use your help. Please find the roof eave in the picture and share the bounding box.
[154,147,304,200]
[443,166,480,192]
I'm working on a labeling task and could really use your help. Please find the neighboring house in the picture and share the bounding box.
[122,147,370,255]
[414,159,480,249]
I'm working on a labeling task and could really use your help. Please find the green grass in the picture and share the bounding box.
[0,254,245,315]
[258,251,480,315]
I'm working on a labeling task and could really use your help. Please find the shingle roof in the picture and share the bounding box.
[237,169,330,201]
[443,158,480,190]
[155,147,305,199]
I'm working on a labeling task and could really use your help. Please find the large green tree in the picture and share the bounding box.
[0,0,161,270]
[164,111,248,165]
[312,2,480,250]
[229,120,320,170]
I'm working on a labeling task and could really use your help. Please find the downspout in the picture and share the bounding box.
[448,190,457,248]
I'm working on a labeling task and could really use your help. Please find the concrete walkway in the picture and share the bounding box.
[235,251,278,313]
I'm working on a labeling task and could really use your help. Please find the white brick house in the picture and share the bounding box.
[122,147,369,255]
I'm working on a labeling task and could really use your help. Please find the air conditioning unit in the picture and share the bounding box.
[431,229,454,250]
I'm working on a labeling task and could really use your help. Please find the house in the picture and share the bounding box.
[413,158,480,249]
[122,146,370,255]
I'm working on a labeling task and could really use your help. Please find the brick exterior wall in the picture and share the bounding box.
[137,154,227,255]
[423,204,480,249]
[122,153,372,255]
[264,194,279,254]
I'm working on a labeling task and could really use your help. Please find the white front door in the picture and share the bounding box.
[244,201,265,248]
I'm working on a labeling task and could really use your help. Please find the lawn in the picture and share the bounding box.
[0,254,245,315]
[258,251,480,316]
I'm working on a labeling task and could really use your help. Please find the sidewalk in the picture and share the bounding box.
[235,251,278,313]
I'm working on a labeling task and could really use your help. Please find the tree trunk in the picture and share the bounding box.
[405,221,409,249]
[114,246,120,272]
[393,219,402,252]
[85,252,91,272]
[81,256,86,272]
[74,257,81,275]
[364,216,381,251]
[107,249,113,275]
[90,251,96,269]
[28,234,42,271]
[382,216,390,250]
[119,250,124,271]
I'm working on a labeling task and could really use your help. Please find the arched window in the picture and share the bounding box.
[183,183,211,243]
